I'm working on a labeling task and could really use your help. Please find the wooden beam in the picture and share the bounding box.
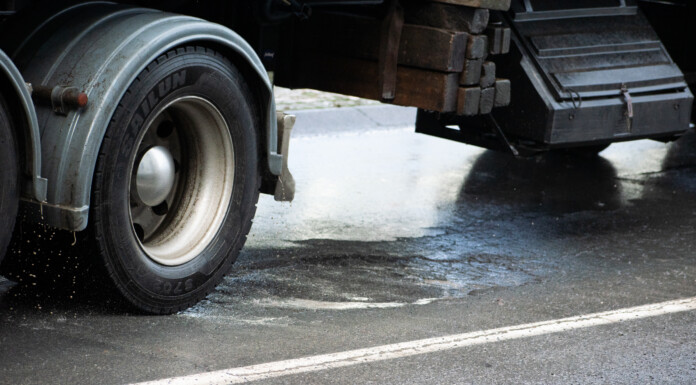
[480,61,496,88]
[457,87,481,115]
[295,13,469,72]
[395,67,460,112]
[404,2,490,34]
[467,34,488,59]
[460,58,483,85]
[494,79,511,107]
[486,25,511,55]
[378,2,405,100]
[400,25,469,72]
[286,54,460,112]
[479,87,495,114]
[429,0,511,11]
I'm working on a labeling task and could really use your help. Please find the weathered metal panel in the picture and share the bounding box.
[488,1,694,147]
[549,92,693,144]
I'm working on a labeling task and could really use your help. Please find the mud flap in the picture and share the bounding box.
[274,112,296,202]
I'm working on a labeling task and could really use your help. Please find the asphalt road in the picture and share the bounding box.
[1,105,695,384]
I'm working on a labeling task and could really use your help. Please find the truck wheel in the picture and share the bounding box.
[0,94,18,265]
[90,47,260,314]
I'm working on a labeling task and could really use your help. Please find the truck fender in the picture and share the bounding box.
[0,50,46,203]
[11,2,280,231]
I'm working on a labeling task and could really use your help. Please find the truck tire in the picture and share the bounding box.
[0,94,18,265]
[89,47,261,314]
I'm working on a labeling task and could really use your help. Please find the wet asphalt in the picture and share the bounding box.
[1,105,696,384]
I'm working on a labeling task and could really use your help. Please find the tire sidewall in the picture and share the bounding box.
[94,50,258,307]
[0,96,18,264]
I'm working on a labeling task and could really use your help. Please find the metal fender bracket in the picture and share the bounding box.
[31,85,89,115]
[274,112,296,202]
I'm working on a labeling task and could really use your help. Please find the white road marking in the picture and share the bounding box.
[254,297,440,310]
[134,297,696,385]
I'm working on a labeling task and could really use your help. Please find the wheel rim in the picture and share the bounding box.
[129,96,234,266]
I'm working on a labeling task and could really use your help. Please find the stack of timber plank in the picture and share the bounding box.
[281,0,512,115]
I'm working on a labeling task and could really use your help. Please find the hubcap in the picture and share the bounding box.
[129,96,235,266]
[136,146,176,207]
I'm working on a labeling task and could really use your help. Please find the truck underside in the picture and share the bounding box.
[270,0,695,154]
[1,0,693,149]
[0,0,693,313]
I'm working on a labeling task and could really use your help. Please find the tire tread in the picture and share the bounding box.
[88,46,261,314]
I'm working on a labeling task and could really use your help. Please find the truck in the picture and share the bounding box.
[0,0,692,314]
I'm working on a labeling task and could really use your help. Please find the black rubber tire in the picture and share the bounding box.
[89,47,261,314]
[0,93,19,266]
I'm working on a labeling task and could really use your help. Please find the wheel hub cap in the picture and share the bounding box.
[136,146,176,207]
[129,97,234,267]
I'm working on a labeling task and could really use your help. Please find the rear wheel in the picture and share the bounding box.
[90,47,261,314]
[0,94,19,265]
